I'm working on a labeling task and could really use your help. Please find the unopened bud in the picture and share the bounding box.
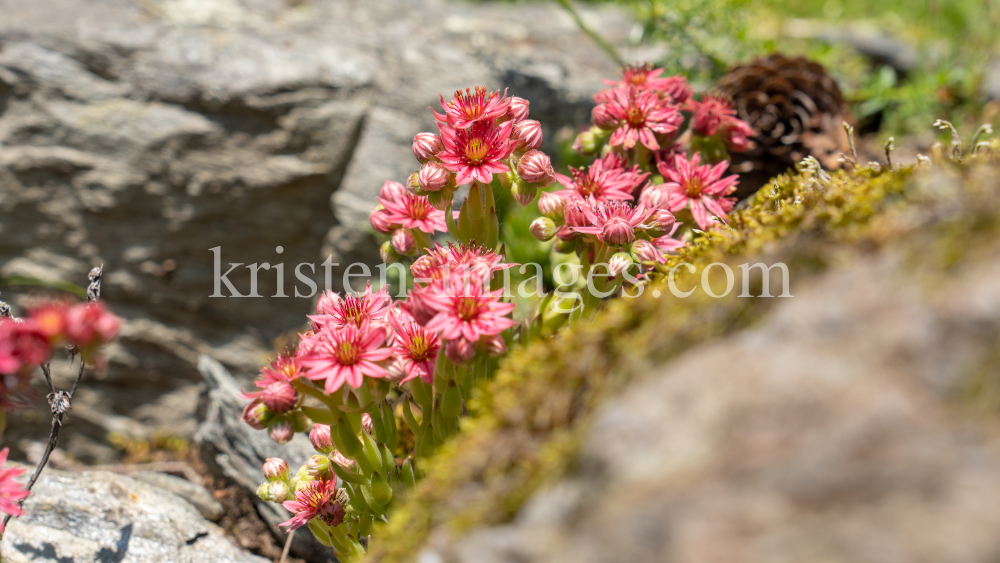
[305,454,332,479]
[538,191,565,221]
[257,480,290,502]
[370,208,395,234]
[330,450,355,470]
[591,103,617,129]
[646,209,676,236]
[242,399,272,431]
[517,149,554,185]
[512,119,543,151]
[418,161,450,192]
[573,129,599,154]
[638,186,669,209]
[361,413,374,435]
[608,252,635,278]
[261,381,298,413]
[384,357,408,383]
[479,334,507,357]
[263,458,290,481]
[380,180,406,201]
[630,239,661,264]
[445,338,476,364]
[310,424,335,455]
[428,187,454,211]
[291,410,311,433]
[413,132,443,163]
[511,179,538,206]
[267,416,295,444]
[563,199,590,227]
[392,229,416,255]
[529,217,556,241]
[407,171,422,194]
[498,169,515,190]
[507,96,530,122]
[380,241,401,263]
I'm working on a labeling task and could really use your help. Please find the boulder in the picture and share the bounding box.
[2,465,267,563]
[0,0,631,463]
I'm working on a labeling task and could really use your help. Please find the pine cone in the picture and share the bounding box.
[716,54,852,198]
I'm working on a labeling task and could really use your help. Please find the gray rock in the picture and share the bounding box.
[427,235,1000,562]
[2,466,267,563]
[0,0,630,464]
[131,471,225,522]
[195,355,333,563]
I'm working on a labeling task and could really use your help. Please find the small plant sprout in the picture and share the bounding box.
[933,119,963,160]
[884,137,895,170]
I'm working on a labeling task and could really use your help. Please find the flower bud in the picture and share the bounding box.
[507,96,530,122]
[511,179,538,207]
[428,187,454,211]
[591,104,618,129]
[512,119,543,151]
[361,413,374,435]
[646,209,676,236]
[406,171,422,194]
[413,132,443,163]
[370,208,395,234]
[630,239,661,264]
[257,480,290,503]
[445,338,476,364]
[517,149,554,185]
[310,424,335,455]
[267,416,294,444]
[478,334,507,357]
[380,241,401,263]
[602,218,636,246]
[538,191,565,222]
[529,217,556,241]
[418,161,450,192]
[263,458,290,481]
[638,186,669,209]
[261,380,298,413]
[391,229,416,256]
[563,199,590,227]
[573,129,599,154]
[242,399,272,430]
[305,454,332,480]
[330,450,355,470]
[291,410,311,433]
[553,237,576,254]
[608,252,635,278]
[380,180,406,201]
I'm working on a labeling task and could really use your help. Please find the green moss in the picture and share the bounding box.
[367,154,1000,562]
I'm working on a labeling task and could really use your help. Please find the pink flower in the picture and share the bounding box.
[444,338,476,364]
[312,284,391,331]
[572,201,653,247]
[413,243,515,284]
[390,313,441,384]
[434,86,510,130]
[370,208,396,234]
[653,222,686,252]
[605,88,682,151]
[437,121,514,186]
[423,280,515,343]
[299,322,394,393]
[379,191,448,234]
[554,156,647,203]
[64,302,120,348]
[0,447,28,531]
[599,64,685,97]
[280,479,344,531]
[719,118,755,152]
[242,380,298,413]
[658,154,738,230]
[0,319,51,375]
[686,95,735,137]
[260,352,305,383]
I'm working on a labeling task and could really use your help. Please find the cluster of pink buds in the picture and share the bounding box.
[0,301,121,406]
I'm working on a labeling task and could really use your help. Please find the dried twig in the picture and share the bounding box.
[1,266,103,532]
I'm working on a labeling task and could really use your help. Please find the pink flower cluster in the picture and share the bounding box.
[0,301,120,406]
[242,243,515,442]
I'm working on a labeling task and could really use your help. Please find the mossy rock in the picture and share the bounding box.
[368,153,1000,562]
